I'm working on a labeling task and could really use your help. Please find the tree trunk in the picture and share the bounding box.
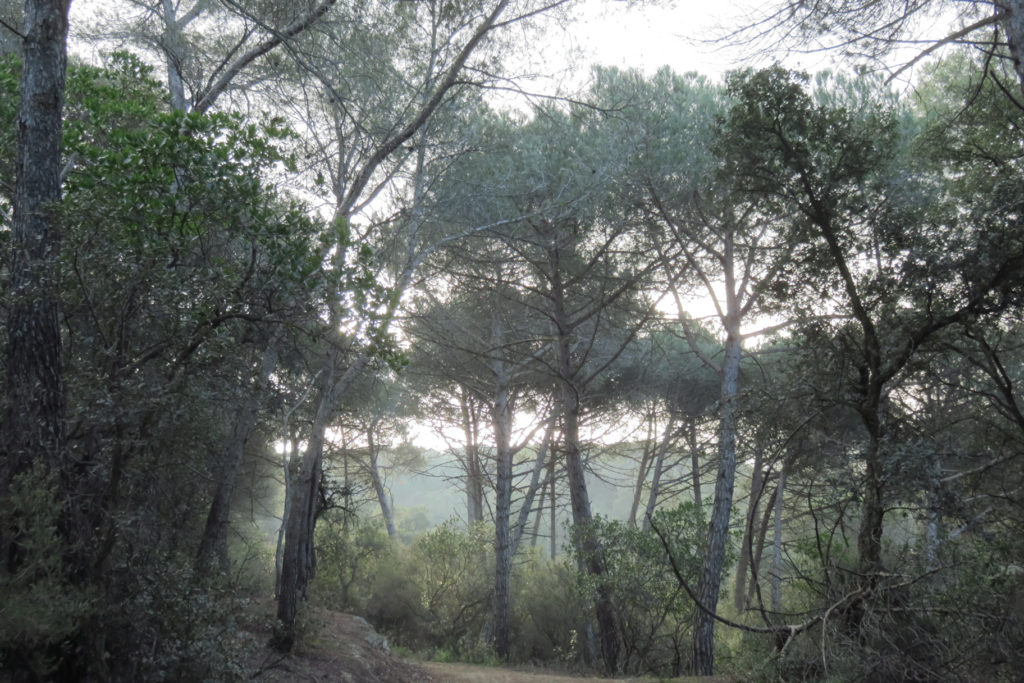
[197,335,279,572]
[549,454,558,560]
[3,0,72,561]
[770,467,786,613]
[688,421,703,508]
[558,337,619,673]
[628,411,657,527]
[512,417,555,555]
[460,387,485,524]
[745,478,778,609]
[366,427,397,538]
[733,449,765,612]
[160,0,187,111]
[275,349,370,648]
[492,381,514,660]
[1001,0,1024,95]
[856,419,884,575]
[692,326,741,676]
[641,415,677,532]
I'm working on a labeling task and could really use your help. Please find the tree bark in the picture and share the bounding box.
[1000,0,1024,95]
[556,315,619,673]
[692,324,741,676]
[3,0,71,558]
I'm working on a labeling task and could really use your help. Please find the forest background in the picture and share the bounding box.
[1,0,1024,680]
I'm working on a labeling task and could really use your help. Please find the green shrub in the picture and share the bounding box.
[313,511,393,612]
[0,465,92,678]
[568,502,712,676]
[366,520,492,655]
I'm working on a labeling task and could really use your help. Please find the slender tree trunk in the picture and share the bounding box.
[276,357,334,647]
[641,415,677,532]
[492,380,514,660]
[770,467,786,613]
[692,324,741,676]
[746,478,778,609]
[161,0,187,111]
[460,388,485,524]
[366,427,397,538]
[549,455,558,560]
[531,482,545,549]
[512,417,555,555]
[733,449,765,612]
[197,335,279,572]
[688,421,703,508]
[629,411,657,528]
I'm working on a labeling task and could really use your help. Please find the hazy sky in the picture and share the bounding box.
[568,0,840,81]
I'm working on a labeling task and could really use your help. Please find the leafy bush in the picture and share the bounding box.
[568,502,711,676]
[312,511,394,612]
[0,465,92,678]
[365,520,492,654]
[509,553,586,665]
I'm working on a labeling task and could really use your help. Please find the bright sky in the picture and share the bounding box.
[566,0,839,81]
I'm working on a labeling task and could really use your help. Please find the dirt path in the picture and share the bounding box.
[418,661,731,682]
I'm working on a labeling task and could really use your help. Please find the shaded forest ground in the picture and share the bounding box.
[251,608,732,682]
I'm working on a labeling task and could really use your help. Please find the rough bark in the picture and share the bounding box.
[3,0,71,554]
[4,0,70,473]
[556,316,619,673]
[692,325,742,676]
[999,0,1024,94]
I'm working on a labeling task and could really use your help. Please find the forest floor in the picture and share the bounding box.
[250,608,733,682]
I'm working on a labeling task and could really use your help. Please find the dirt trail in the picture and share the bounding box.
[251,609,731,682]
[418,661,731,683]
